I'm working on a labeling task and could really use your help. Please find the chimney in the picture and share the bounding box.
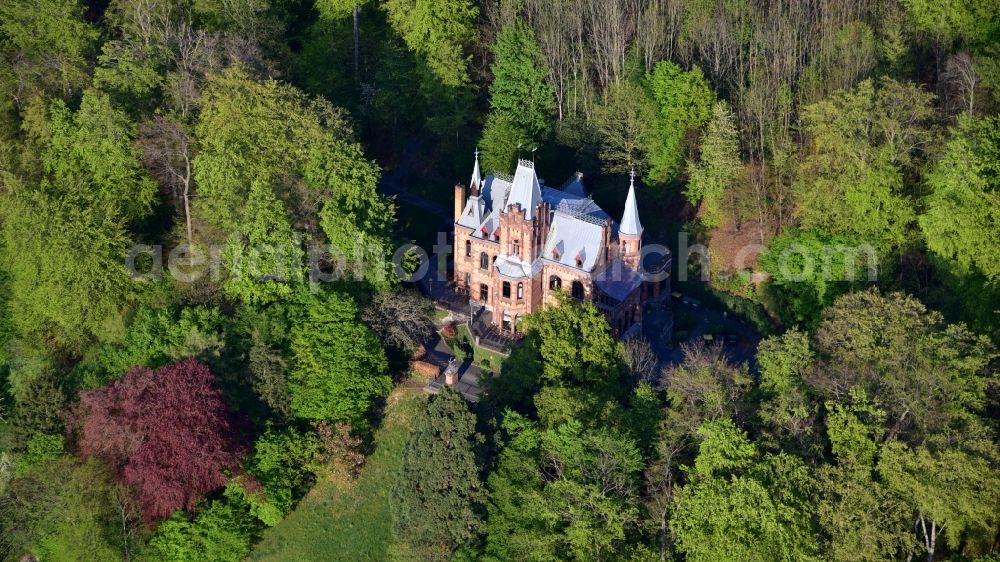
[454,183,466,223]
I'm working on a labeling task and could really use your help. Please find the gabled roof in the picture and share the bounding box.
[471,210,499,241]
[494,255,540,279]
[620,172,643,237]
[457,195,486,229]
[505,159,543,219]
[542,211,606,272]
[481,174,511,214]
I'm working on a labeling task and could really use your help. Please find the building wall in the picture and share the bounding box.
[453,188,661,337]
[454,225,500,307]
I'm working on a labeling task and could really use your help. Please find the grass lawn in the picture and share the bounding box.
[448,324,508,373]
[249,384,426,562]
[433,307,450,322]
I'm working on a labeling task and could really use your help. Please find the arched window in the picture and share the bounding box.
[465,240,472,256]
[516,282,524,300]
[502,281,511,298]
[549,275,562,290]
[571,280,585,300]
[480,252,489,270]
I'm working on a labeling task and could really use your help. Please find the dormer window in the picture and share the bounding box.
[552,248,560,260]
[493,228,500,241]
[575,255,583,268]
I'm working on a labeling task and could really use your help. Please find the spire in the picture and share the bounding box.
[620,169,643,237]
[470,148,482,193]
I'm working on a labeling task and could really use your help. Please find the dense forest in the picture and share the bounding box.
[0,0,997,560]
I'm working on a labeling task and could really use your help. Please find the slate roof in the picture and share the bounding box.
[620,174,643,237]
[457,195,486,229]
[494,255,541,278]
[505,159,543,219]
[542,211,606,273]
[560,172,587,197]
[593,258,645,301]
[462,164,646,280]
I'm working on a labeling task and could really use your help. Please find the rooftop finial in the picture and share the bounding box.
[620,169,643,237]
[470,148,482,192]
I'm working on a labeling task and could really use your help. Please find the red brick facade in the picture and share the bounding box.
[452,160,670,337]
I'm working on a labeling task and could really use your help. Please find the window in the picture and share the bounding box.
[502,281,511,299]
[479,284,489,301]
[465,240,472,257]
[513,239,520,257]
[571,280,585,300]
[549,275,562,290]
[480,252,489,270]
[517,282,524,300]
[464,272,470,287]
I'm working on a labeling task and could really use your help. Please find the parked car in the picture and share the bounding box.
[681,296,702,309]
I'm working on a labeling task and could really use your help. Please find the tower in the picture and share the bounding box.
[619,169,643,269]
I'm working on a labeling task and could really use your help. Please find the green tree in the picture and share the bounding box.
[670,419,820,562]
[381,0,478,88]
[42,91,158,223]
[793,79,933,251]
[0,186,134,349]
[195,68,395,291]
[0,458,137,561]
[919,115,1000,282]
[593,81,655,175]
[518,295,624,396]
[878,441,1000,561]
[0,88,162,348]
[489,21,555,138]
[237,427,322,526]
[644,342,753,557]
[223,180,303,305]
[900,0,998,51]
[479,112,534,174]
[0,0,98,103]
[393,388,485,557]
[816,396,915,562]
[809,290,995,451]
[483,415,644,561]
[145,494,257,562]
[758,228,876,327]
[686,101,740,227]
[754,329,820,455]
[286,290,391,427]
[645,61,714,184]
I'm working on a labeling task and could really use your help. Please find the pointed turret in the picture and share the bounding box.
[470,149,483,194]
[506,159,543,220]
[620,169,643,237]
